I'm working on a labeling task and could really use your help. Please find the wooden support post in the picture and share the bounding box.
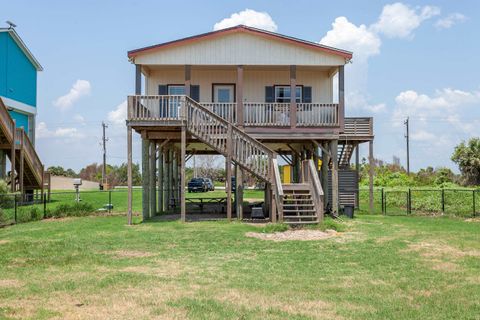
[355,144,360,209]
[168,148,173,210]
[135,64,142,95]
[271,185,277,223]
[0,150,6,179]
[185,65,191,97]
[369,140,374,213]
[127,126,133,225]
[321,142,330,210]
[10,122,15,193]
[181,126,186,222]
[338,65,345,131]
[158,144,163,213]
[149,141,156,217]
[290,65,297,128]
[226,124,233,221]
[236,65,244,127]
[235,165,243,220]
[19,130,24,200]
[141,138,150,220]
[173,149,178,207]
[330,140,339,216]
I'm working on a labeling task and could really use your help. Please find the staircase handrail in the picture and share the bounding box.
[271,157,284,221]
[302,159,324,221]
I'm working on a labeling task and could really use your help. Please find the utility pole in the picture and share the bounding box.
[102,122,108,187]
[404,117,410,174]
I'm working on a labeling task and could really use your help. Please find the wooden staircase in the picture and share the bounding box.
[338,143,354,168]
[129,95,325,223]
[282,183,319,224]
[0,98,48,197]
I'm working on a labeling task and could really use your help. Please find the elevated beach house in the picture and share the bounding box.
[126,25,374,224]
[0,27,49,199]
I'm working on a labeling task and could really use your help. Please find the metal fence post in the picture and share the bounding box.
[43,192,47,218]
[381,188,384,215]
[441,188,445,214]
[407,188,412,215]
[108,190,112,214]
[14,195,17,224]
[473,190,476,217]
[384,191,387,215]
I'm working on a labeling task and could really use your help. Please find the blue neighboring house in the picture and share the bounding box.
[0,26,42,145]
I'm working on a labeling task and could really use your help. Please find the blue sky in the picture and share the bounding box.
[1,0,479,171]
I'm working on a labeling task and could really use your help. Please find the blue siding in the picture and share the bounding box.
[8,110,29,133]
[0,32,37,107]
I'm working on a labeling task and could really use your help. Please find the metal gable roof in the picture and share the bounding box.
[0,28,43,71]
[128,25,353,61]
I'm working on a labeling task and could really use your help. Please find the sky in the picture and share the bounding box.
[1,0,479,172]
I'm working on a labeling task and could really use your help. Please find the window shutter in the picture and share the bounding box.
[265,86,274,103]
[158,85,168,95]
[190,85,200,102]
[303,86,312,103]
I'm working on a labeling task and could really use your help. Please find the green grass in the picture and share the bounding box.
[0,189,265,225]
[0,214,479,319]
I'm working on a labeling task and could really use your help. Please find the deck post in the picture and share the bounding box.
[235,164,243,220]
[185,65,191,97]
[321,142,330,210]
[226,124,233,221]
[19,130,24,200]
[135,64,142,95]
[141,138,150,220]
[127,126,133,225]
[10,120,16,193]
[158,143,163,213]
[149,141,157,217]
[338,65,345,131]
[290,65,297,128]
[330,140,339,216]
[181,125,186,222]
[236,65,244,127]
[355,144,360,209]
[167,148,172,211]
[0,150,6,179]
[173,149,178,209]
[369,140,374,213]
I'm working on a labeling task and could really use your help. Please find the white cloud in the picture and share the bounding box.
[346,91,386,114]
[411,130,435,141]
[53,80,91,110]
[435,13,467,29]
[392,88,480,125]
[107,100,127,125]
[74,114,85,124]
[36,122,84,139]
[213,9,277,32]
[320,17,380,62]
[371,3,440,39]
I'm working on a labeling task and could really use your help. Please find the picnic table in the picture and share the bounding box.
[185,197,230,214]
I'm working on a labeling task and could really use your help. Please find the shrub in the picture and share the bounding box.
[46,202,95,218]
[261,223,289,233]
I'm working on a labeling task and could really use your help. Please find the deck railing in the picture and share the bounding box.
[343,117,373,136]
[127,96,340,128]
[244,103,290,127]
[297,103,338,127]
[201,102,236,124]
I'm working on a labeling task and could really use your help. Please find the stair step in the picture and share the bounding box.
[282,184,310,191]
[283,209,316,214]
[284,220,319,225]
[283,203,314,207]
[284,215,318,219]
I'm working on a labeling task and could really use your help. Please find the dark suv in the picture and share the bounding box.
[188,178,207,193]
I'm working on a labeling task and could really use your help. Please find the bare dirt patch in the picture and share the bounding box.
[105,250,157,259]
[245,229,338,242]
[0,279,23,288]
[406,241,480,259]
[216,288,342,319]
[0,239,11,245]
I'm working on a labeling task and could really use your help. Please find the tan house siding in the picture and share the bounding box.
[135,32,346,66]
[146,67,334,103]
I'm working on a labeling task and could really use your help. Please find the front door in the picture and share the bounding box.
[213,84,235,121]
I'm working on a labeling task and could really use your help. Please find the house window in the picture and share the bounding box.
[168,85,185,95]
[274,86,302,103]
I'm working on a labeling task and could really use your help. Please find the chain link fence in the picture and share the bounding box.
[0,189,144,227]
[359,187,479,218]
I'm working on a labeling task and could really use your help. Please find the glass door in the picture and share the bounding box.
[213,84,235,121]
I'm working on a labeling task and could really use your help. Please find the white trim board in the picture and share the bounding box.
[0,96,36,115]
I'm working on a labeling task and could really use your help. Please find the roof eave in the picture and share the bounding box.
[0,28,43,71]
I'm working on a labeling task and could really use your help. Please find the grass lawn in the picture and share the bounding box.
[0,189,265,225]
[0,214,479,319]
